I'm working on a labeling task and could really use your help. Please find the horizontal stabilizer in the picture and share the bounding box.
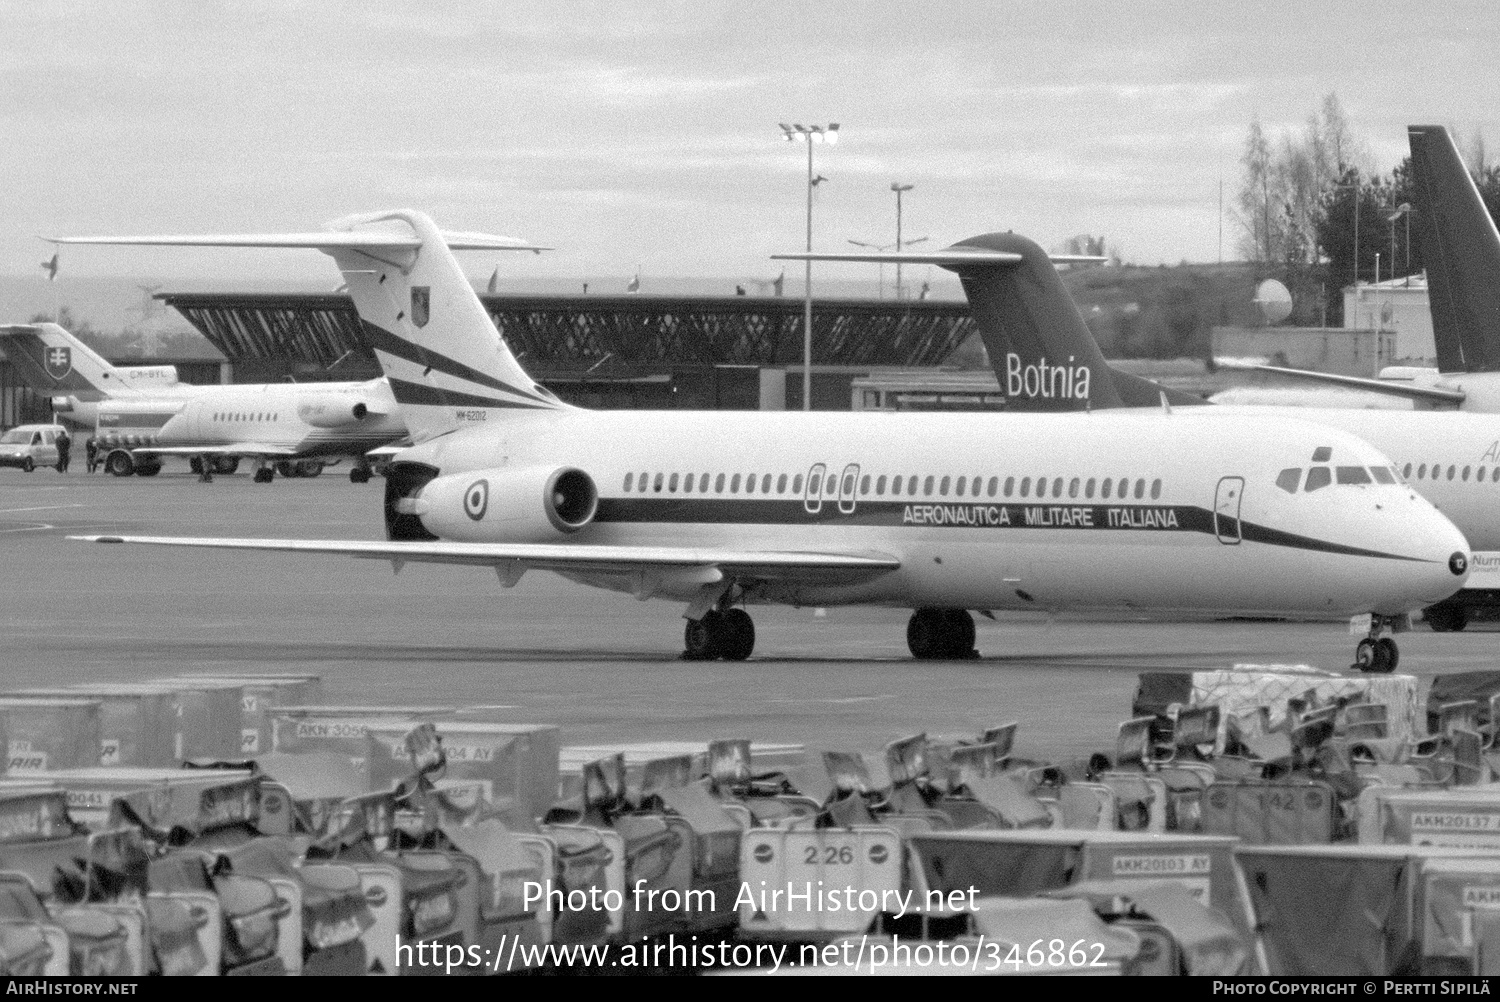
[47,231,548,252]
[772,249,1105,270]
[1213,360,1467,404]
[69,535,901,585]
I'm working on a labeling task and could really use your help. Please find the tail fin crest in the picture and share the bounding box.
[0,323,132,398]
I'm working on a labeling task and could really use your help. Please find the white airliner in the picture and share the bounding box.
[0,322,406,481]
[1216,125,1500,411]
[64,211,1467,668]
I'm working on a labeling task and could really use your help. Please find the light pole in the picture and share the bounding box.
[892,182,912,299]
[780,122,839,410]
[1388,202,1411,280]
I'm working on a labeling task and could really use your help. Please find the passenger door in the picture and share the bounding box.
[804,463,827,515]
[1214,477,1244,544]
[837,464,860,515]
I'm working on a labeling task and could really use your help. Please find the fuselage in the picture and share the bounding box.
[1210,406,1500,550]
[92,378,406,458]
[394,408,1468,618]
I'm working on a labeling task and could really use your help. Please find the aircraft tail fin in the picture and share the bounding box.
[51,212,563,440]
[777,233,1202,410]
[0,322,132,399]
[1408,125,1500,373]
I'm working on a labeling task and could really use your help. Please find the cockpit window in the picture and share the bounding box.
[1304,467,1332,492]
[1370,467,1396,485]
[1336,466,1372,485]
[1276,468,1301,494]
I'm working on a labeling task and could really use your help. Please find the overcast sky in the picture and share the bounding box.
[1,0,1495,286]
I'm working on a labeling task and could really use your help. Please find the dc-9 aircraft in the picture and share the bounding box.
[62,211,1468,666]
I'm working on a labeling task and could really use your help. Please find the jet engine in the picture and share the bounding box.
[407,465,599,542]
[297,396,386,428]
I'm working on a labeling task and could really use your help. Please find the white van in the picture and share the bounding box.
[0,424,69,472]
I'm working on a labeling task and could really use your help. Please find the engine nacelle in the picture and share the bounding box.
[297,396,385,428]
[412,466,598,542]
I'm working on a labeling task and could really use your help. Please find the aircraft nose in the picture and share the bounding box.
[1410,515,1471,606]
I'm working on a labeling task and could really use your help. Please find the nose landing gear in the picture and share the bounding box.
[1353,615,1400,674]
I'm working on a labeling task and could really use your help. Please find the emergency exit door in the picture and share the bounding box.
[1214,477,1244,544]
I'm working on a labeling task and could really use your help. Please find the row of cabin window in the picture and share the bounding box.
[213,413,279,422]
[620,470,1164,501]
[1401,462,1500,484]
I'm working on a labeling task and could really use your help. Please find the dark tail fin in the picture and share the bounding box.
[1408,124,1500,373]
[950,232,1204,410]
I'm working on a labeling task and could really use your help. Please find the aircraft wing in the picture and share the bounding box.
[69,535,901,588]
[133,444,303,457]
[1214,361,1467,404]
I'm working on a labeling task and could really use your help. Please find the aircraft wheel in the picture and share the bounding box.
[213,457,240,475]
[106,452,134,477]
[683,611,723,660]
[350,466,372,484]
[189,457,203,475]
[1353,637,1378,673]
[943,609,977,658]
[720,609,755,661]
[1425,604,1468,632]
[297,460,324,478]
[21,458,33,473]
[276,461,295,478]
[1373,638,1399,674]
[253,468,274,484]
[907,608,948,659]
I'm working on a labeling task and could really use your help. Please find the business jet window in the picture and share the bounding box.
[1463,466,1472,481]
[668,473,679,492]
[744,475,755,494]
[1370,467,1396,484]
[622,473,633,491]
[1276,468,1301,493]
[777,474,788,493]
[1448,465,1457,480]
[1151,479,1162,499]
[1336,466,1372,485]
[954,477,965,497]
[1133,479,1145,499]
[715,473,726,492]
[987,477,999,497]
[1494,468,1500,483]
[1417,464,1427,479]
[792,475,803,493]
[762,475,772,493]
[653,473,664,492]
[875,475,887,495]
[1068,477,1080,499]
[1480,467,1488,482]
[1304,467,1332,492]
[923,476,935,496]
[1019,477,1031,498]
[1402,463,1413,479]
[730,474,742,492]
[1099,478,1111,499]
[939,475,951,496]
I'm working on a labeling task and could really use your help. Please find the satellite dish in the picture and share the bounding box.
[1253,279,1293,324]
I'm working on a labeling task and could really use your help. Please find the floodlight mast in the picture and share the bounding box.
[780,122,839,410]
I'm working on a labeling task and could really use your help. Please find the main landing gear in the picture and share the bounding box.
[350,464,373,484]
[682,608,755,661]
[1352,614,1400,674]
[252,462,275,484]
[907,608,979,660]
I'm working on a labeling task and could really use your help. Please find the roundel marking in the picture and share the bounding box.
[1451,552,1469,576]
[752,843,773,864]
[365,885,388,907]
[464,479,489,521]
[869,844,889,865]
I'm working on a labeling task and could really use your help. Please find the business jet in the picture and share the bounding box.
[0,321,405,482]
[787,219,1500,648]
[62,211,1466,668]
[1218,124,1500,411]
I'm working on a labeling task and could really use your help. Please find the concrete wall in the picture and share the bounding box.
[1211,326,1397,377]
